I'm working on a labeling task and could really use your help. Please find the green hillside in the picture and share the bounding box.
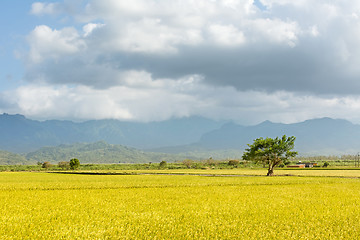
[25,141,186,164]
[0,151,30,165]
[1,141,243,165]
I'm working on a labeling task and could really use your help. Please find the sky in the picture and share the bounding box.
[1,0,360,125]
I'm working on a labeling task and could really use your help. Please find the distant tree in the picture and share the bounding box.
[182,159,193,169]
[159,161,167,169]
[278,163,285,168]
[69,158,80,170]
[228,160,240,166]
[323,161,329,167]
[42,161,52,169]
[206,158,216,166]
[242,135,297,176]
[58,161,70,170]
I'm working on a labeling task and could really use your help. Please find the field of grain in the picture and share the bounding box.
[1,171,360,239]
[77,168,360,178]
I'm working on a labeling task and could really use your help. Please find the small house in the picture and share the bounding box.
[287,161,317,168]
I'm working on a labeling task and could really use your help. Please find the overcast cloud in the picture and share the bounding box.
[2,0,360,124]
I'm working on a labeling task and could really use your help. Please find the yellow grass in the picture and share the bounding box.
[1,171,360,239]
[70,168,360,178]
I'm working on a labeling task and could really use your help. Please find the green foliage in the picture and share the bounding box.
[58,161,70,170]
[69,158,80,170]
[243,135,297,176]
[206,158,217,166]
[42,161,52,169]
[182,159,193,168]
[323,161,330,167]
[159,161,167,168]
[278,163,285,168]
[0,151,31,165]
[25,141,201,164]
[228,160,240,166]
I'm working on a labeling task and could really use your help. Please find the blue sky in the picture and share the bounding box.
[1,1,31,90]
[2,0,360,124]
[0,0,62,91]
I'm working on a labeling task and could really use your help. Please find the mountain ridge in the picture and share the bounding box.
[0,113,223,153]
[192,117,360,155]
[1,113,360,156]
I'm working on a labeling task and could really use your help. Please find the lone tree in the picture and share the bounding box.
[242,135,297,176]
[159,160,167,169]
[69,158,80,170]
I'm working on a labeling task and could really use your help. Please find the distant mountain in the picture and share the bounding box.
[1,113,360,156]
[0,113,223,153]
[193,117,360,155]
[25,141,189,164]
[0,151,29,165]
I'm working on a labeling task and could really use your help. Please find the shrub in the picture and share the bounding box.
[183,159,193,169]
[58,161,70,170]
[159,161,167,168]
[323,161,329,167]
[228,160,240,166]
[69,158,80,170]
[42,162,52,169]
[206,158,217,166]
[283,160,291,165]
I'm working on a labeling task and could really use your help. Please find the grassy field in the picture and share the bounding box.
[56,168,360,178]
[1,171,360,239]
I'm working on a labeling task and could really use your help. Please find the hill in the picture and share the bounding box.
[194,118,360,155]
[0,151,29,165]
[2,113,360,157]
[0,113,223,153]
[25,141,190,164]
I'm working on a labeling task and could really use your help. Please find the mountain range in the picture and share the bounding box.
[193,118,360,155]
[1,113,360,159]
[0,113,223,153]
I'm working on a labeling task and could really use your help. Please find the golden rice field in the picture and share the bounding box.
[96,168,360,178]
[1,171,360,239]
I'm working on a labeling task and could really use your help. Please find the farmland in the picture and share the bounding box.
[1,170,360,239]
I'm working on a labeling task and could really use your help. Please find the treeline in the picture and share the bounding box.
[0,159,247,172]
[0,141,243,165]
[296,155,360,161]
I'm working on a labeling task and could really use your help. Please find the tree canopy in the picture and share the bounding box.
[242,135,297,176]
[69,158,80,170]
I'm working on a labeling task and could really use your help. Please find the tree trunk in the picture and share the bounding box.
[267,164,274,176]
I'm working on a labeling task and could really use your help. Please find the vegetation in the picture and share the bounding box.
[159,160,167,168]
[182,159,193,168]
[58,161,70,170]
[1,172,360,239]
[243,135,297,176]
[69,158,80,170]
[228,159,240,166]
[25,141,178,164]
[0,151,30,165]
[42,161,52,169]
[23,141,242,164]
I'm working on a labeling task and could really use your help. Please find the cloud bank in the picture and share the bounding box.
[3,0,360,124]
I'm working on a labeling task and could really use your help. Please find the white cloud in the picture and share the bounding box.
[249,18,299,46]
[208,24,246,46]
[30,2,60,16]
[9,0,360,124]
[259,0,310,9]
[27,25,86,63]
[83,23,105,37]
[106,18,202,54]
[3,75,360,124]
